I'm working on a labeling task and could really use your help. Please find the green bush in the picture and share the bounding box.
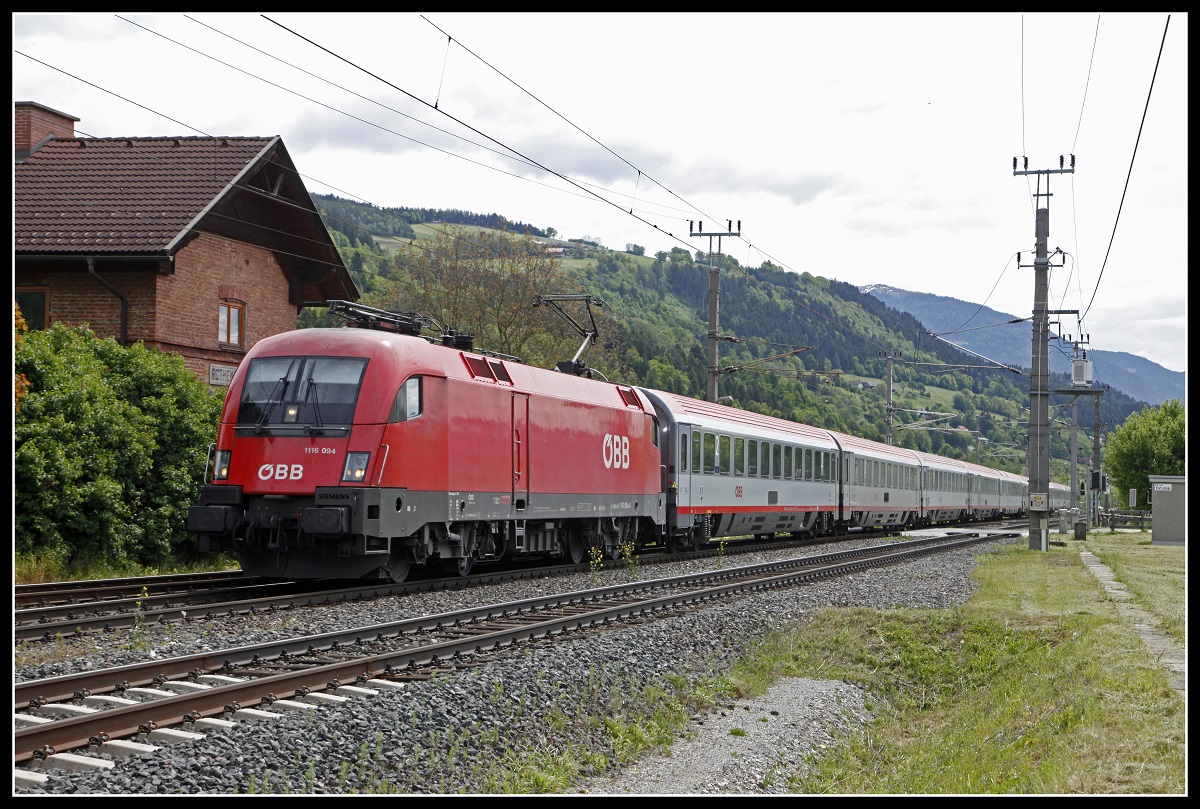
[15,324,224,570]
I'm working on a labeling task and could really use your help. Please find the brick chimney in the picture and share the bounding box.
[15,101,78,160]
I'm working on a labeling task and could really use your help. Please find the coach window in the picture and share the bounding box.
[770,444,780,478]
[761,443,772,478]
[15,286,50,331]
[734,437,745,476]
[703,432,716,474]
[680,433,688,472]
[718,435,730,475]
[748,440,759,477]
[803,449,812,481]
[218,299,245,348]
[783,446,793,479]
[692,432,702,474]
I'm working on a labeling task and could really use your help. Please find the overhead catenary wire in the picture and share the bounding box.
[16,14,1177,383]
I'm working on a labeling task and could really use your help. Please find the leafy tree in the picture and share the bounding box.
[15,324,224,571]
[364,226,629,377]
[14,301,30,410]
[1104,399,1185,508]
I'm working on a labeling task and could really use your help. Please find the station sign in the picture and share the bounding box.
[209,363,238,387]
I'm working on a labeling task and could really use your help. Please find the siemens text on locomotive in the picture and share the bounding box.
[189,301,1072,582]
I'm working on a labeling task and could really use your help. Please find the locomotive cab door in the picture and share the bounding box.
[512,392,529,512]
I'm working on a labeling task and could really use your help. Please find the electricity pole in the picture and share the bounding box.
[691,219,741,403]
[1013,154,1073,550]
[880,350,902,445]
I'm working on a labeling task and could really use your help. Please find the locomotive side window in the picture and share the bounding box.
[389,376,423,422]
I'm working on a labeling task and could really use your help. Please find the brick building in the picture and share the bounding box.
[14,101,357,387]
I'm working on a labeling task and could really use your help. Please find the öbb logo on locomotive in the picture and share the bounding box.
[603,433,631,469]
[188,301,1068,584]
[258,463,304,481]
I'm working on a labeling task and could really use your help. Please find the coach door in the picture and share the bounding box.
[676,426,694,528]
[512,393,529,512]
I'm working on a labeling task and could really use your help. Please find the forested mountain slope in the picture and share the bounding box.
[311,195,1146,478]
[862,284,1184,407]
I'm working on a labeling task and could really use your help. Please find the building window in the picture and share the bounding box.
[16,287,50,331]
[219,300,244,347]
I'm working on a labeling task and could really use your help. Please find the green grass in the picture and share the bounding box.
[1083,532,1185,646]
[14,551,239,584]
[717,537,1186,794]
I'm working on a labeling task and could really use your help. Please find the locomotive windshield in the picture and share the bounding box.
[236,356,368,432]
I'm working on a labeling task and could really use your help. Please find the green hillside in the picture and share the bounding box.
[311,194,1144,480]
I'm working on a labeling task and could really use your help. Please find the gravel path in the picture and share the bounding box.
[14,536,1012,795]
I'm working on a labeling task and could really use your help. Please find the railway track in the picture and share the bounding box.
[14,529,1017,785]
[15,522,1022,641]
[14,532,868,642]
[14,571,267,609]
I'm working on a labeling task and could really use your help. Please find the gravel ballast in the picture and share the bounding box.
[14,536,1016,794]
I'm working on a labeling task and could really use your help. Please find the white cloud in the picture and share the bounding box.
[13,11,1187,374]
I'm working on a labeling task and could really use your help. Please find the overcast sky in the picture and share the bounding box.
[13,12,1188,375]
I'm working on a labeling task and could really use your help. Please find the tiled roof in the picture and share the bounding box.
[15,136,276,255]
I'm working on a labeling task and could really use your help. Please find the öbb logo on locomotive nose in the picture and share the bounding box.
[258,463,304,481]
[602,434,630,469]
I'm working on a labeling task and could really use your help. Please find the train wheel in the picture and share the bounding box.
[666,533,680,554]
[567,533,586,565]
[385,557,411,584]
[445,556,475,577]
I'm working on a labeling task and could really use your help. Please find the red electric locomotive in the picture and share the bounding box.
[192,301,1051,582]
[189,302,665,582]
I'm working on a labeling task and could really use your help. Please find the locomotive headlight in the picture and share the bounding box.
[283,404,300,423]
[342,452,371,483]
[213,450,232,481]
